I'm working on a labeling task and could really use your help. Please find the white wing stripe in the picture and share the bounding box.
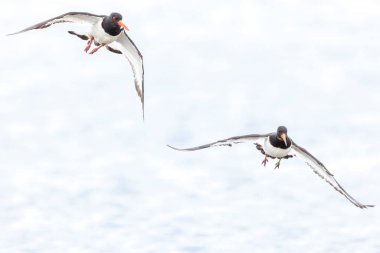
[292,143,373,208]
[8,12,104,35]
[116,31,144,118]
[168,134,269,151]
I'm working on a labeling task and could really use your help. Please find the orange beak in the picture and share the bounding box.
[118,20,129,31]
[280,133,287,146]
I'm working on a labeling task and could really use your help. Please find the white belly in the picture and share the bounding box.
[263,137,291,158]
[90,21,121,44]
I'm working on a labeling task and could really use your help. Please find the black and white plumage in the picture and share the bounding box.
[8,12,145,118]
[168,126,374,209]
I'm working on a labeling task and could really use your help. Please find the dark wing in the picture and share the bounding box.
[8,12,105,35]
[291,141,374,209]
[115,31,144,119]
[167,133,271,151]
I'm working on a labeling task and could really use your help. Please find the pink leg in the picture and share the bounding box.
[84,36,94,53]
[89,44,105,54]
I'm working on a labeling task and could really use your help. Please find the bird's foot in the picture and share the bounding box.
[274,159,282,169]
[89,44,105,55]
[84,36,94,53]
[261,156,269,167]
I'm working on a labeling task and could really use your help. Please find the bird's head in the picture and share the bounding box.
[276,126,288,146]
[110,12,129,31]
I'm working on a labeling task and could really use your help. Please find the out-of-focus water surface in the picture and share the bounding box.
[0,1,379,252]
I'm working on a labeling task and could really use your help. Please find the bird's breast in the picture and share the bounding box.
[90,20,121,45]
[263,137,292,158]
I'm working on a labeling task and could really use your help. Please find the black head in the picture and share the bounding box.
[110,12,128,30]
[276,126,288,145]
[110,12,123,22]
[102,12,129,36]
[277,126,287,136]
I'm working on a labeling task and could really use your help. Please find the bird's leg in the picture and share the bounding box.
[89,44,105,54]
[274,158,282,169]
[261,155,269,167]
[84,36,94,53]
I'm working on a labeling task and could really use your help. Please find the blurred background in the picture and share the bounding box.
[0,0,379,252]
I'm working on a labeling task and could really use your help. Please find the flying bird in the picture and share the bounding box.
[168,126,374,209]
[8,12,145,119]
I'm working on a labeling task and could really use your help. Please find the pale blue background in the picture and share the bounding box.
[0,1,379,252]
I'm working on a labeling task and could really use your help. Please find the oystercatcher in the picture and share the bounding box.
[8,12,144,119]
[168,126,374,209]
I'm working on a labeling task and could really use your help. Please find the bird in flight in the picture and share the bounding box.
[8,12,145,119]
[168,126,374,209]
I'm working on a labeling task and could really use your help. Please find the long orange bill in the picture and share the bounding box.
[280,133,287,146]
[118,20,129,31]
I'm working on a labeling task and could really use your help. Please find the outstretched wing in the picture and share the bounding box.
[115,31,144,119]
[8,12,105,35]
[168,133,271,151]
[291,141,374,209]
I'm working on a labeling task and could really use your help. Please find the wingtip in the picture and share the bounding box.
[140,93,144,121]
[167,144,176,149]
[167,144,183,151]
[356,203,375,209]
[6,30,26,36]
[142,104,145,122]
